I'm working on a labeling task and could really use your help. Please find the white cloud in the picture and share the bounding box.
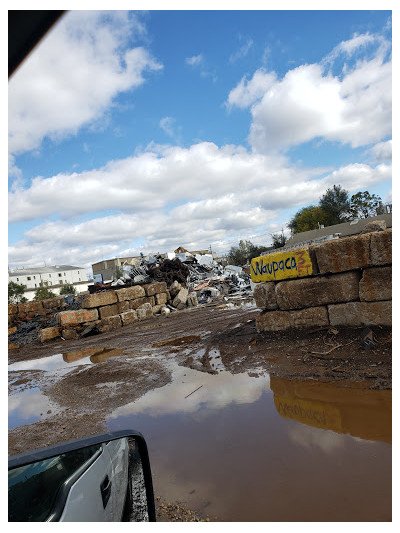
[368,140,392,162]
[226,69,277,109]
[8,11,162,158]
[229,38,254,63]
[185,54,203,66]
[159,116,178,139]
[227,32,391,153]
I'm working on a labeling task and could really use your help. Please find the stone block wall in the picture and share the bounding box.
[253,229,392,332]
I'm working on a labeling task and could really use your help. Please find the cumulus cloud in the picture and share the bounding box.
[8,11,162,158]
[368,140,392,162]
[227,32,391,153]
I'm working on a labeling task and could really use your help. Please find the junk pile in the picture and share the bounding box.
[100,252,253,308]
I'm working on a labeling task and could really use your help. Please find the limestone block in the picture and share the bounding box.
[328,301,392,327]
[169,280,182,298]
[99,304,119,319]
[18,301,44,313]
[253,282,277,310]
[251,248,314,283]
[42,297,65,309]
[152,305,163,314]
[187,292,198,307]
[137,303,153,320]
[173,288,188,309]
[256,307,328,332]
[370,229,392,266]
[155,293,168,305]
[130,296,155,310]
[291,307,329,328]
[58,308,98,327]
[116,285,145,302]
[314,233,371,274]
[276,272,360,310]
[100,315,122,329]
[256,310,292,332]
[359,267,392,302]
[81,291,117,308]
[38,326,61,342]
[144,282,168,297]
[361,220,386,233]
[117,301,130,313]
[120,310,138,326]
[8,305,17,315]
[61,329,80,340]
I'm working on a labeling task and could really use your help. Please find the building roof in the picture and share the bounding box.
[284,213,392,248]
[9,265,84,277]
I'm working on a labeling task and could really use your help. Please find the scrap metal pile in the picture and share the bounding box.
[95,252,253,307]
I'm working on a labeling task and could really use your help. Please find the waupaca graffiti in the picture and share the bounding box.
[250,248,313,282]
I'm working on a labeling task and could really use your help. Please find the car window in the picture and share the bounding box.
[8,444,101,521]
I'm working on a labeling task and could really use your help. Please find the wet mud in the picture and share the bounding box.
[8,304,392,521]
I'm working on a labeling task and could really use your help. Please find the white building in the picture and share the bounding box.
[8,265,91,302]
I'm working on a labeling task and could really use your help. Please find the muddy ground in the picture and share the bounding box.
[8,300,391,520]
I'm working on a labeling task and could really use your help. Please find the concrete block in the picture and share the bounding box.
[173,288,188,309]
[58,308,98,327]
[100,315,122,329]
[120,310,138,326]
[169,280,182,298]
[99,304,119,319]
[256,307,328,332]
[42,297,65,309]
[251,248,314,282]
[116,285,145,302]
[187,292,198,307]
[81,291,117,308]
[361,220,386,233]
[359,267,392,302]
[314,233,371,274]
[291,307,329,328]
[328,301,392,327]
[253,282,277,310]
[155,292,168,305]
[370,229,392,266]
[137,303,153,320]
[61,329,80,340]
[18,301,44,313]
[144,282,168,297]
[276,271,360,310]
[130,296,155,310]
[38,326,61,342]
[256,310,292,332]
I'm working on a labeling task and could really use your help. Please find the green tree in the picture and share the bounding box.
[33,281,56,301]
[227,240,269,266]
[350,191,383,219]
[288,206,331,234]
[271,230,288,248]
[59,283,77,296]
[8,281,27,304]
[318,185,351,225]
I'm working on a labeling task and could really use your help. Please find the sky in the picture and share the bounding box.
[8,7,393,272]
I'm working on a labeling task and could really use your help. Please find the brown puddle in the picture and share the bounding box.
[270,376,392,444]
[107,362,391,521]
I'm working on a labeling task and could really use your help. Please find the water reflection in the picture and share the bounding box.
[9,348,126,373]
[9,388,58,430]
[109,361,270,419]
[270,376,392,443]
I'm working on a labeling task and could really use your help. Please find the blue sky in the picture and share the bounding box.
[8,8,392,270]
